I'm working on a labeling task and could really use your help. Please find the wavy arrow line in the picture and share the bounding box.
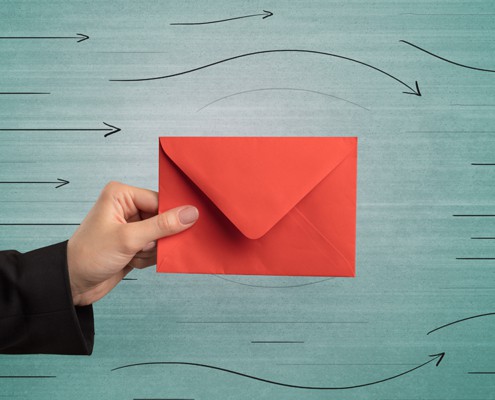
[0,178,69,188]
[0,122,120,137]
[171,10,273,25]
[427,312,495,335]
[112,353,445,390]
[110,49,421,96]
[400,40,495,72]
[0,33,89,43]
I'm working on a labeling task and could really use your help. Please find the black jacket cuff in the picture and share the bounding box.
[0,241,94,355]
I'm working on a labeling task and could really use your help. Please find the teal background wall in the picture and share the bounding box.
[1,1,494,399]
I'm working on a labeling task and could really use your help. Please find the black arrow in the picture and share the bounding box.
[0,33,89,43]
[400,40,495,73]
[112,353,445,390]
[428,313,495,335]
[0,122,120,137]
[110,49,421,96]
[0,178,69,188]
[170,10,273,25]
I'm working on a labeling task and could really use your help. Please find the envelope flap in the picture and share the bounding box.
[160,137,356,239]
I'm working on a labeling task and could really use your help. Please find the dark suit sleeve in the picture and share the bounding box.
[0,240,94,355]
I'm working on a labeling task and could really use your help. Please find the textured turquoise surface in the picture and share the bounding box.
[1,1,494,399]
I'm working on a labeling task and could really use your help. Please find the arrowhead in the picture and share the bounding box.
[403,81,421,96]
[76,33,89,43]
[55,178,70,188]
[429,352,446,367]
[262,10,273,19]
[103,122,121,137]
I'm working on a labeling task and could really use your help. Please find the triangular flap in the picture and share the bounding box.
[160,137,356,239]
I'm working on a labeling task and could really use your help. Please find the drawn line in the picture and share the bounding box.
[400,13,495,16]
[171,10,273,25]
[277,363,418,366]
[453,215,495,217]
[427,312,495,335]
[0,178,69,188]
[0,92,50,95]
[0,122,120,137]
[453,104,495,107]
[177,321,366,324]
[440,287,495,290]
[112,353,445,390]
[211,274,334,288]
[0,33,89,43]
[0,223,79,226]
[110,49,421,96]
[197,87,370,112]
[472,237,495,240]
[468,372,495,374]
[472,163,495,166]
[0,376,56,378]
[400,40,495,72]
[456,258,495,260]
[251,341,305,344]
[408,130,495,133]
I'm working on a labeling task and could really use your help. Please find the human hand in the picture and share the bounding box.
[67,181,198,306]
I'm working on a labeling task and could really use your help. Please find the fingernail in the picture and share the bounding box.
[178,206,199,225]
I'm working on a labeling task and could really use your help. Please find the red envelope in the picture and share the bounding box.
[157,137,357,277]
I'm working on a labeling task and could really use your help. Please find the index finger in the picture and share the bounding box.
[101,181,159,214]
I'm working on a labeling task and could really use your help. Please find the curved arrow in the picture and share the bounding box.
[0,178,69,188]
[171,10,273,25]
[427,312,495,335]
[400,40,495,72]
[110,49,421,96]
[112,353,445,390]
[0,33,88,43]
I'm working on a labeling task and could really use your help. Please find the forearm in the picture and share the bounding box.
[0,241,94,355]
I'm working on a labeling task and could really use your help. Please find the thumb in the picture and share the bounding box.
[125,205,199,251]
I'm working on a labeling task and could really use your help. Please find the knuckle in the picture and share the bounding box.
[104,181,126,194]
[100,181,121,199]
[157,212,178,234]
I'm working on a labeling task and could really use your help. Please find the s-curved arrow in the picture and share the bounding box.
[112,352,445,390]
[110,49,421,96]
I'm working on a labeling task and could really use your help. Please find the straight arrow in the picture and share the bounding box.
[0,178,69,188]
[0,122,120,137]
[0,33,89,43]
